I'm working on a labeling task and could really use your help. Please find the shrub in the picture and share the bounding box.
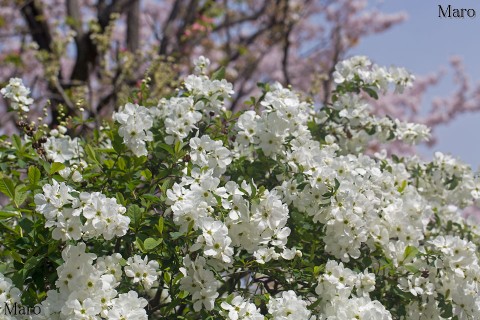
[0,56,479,319]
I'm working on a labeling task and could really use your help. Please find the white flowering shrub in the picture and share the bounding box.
[1,56,480,319]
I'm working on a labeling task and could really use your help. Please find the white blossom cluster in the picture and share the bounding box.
[224,58,480,317]
[113,60,234,153]
[167,165,297,265]
[314,260,392,319]
[154,76,234,145]
[333,55,414,93]
[157,96,202,144]
[0,77,33,113]
[29,243,150,320]
[235,82,313,160]
[314,56,430,152]
[183,74,234,115]
[113,102,154,157]
[179,255,220,312]
[0,272,22,319]
[267,290,312,319]
[125,255,160,290]
[43,131,85,182]
[34,179,130,241]
[7,55,480,318]
[405,151,480,216]
[220,295,264,320]
[319,95,430,153]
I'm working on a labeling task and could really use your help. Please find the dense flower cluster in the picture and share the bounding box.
[0,272,21,319]
[267,290,312,319]
[34,180,130,241]
[220,295,263,320]
[125,255,160,290]
[2,55,480,319]
[0,77,33,113]
[33,243,150,320]
[43,131,85,182]
[112,56,480,319]
[113,103,154,157]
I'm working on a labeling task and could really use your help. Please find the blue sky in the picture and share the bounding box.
[351,0,480,169]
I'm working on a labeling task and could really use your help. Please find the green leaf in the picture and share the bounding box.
[156,217,164,235]
[163,271,171,283]
[446,220,453,233]
[170,231,184,240]
[14,184,28,207]
[404,264,419,274]
[117,157,126,171]
[363,86,379,99]
[28,165,41,187]
[19,217,34,234]
[397,180,407,193]
[144,237,162,250]
[11,269,28,288]
[135,237,145,252]
[174,141,185,154]
[127,204,144,229]
[403,245,419,262]
[12,134,23,151]
[141,169,152,180]
[112,132,127,154]
[103,159,115,169]
[0,175,15,199]
[116,192,126,206]
[85,144,99,164]
[49,162,65,175]
[313,265,324,277]
[440,301,453,318]
[24,254,45,271]
[212,66,226,80]
[0,211,20,219]
[157,143,174,156]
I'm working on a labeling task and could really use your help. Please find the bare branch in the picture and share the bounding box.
[126,0,140,52]
[20,0,52,52]
[66,0,84,39]
[98,0,132,30]
[212,3,268,32]
[159,0,183,55]
[71,0,132,82]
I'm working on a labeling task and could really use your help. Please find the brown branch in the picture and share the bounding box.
[20,0,52,52]
[281,0,295,86]
[66,0,84,39]
[159,0,183,55]
[126,0,140,52]
[71,0,131,82]
[222,0,232,57]
[175,0,200,49]
[322,26,343,105]
[228,23,273,63]
[212,3,268,32]
[97,0,131,30]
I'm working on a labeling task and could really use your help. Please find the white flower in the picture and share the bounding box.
[113,103,153,157]
[44,136,83,163]
[267,290,311,319]
[0,272,21,310]
[125,255,159,289]
[179,256,220,312]
[192,218,234,264]
[220,295,264,320]
[1,77,33,112]
[194,56,211,74]
[107,291,148,320]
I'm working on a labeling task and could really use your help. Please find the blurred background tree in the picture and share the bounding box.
[1,0,479,156]
[0,0,406,128]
